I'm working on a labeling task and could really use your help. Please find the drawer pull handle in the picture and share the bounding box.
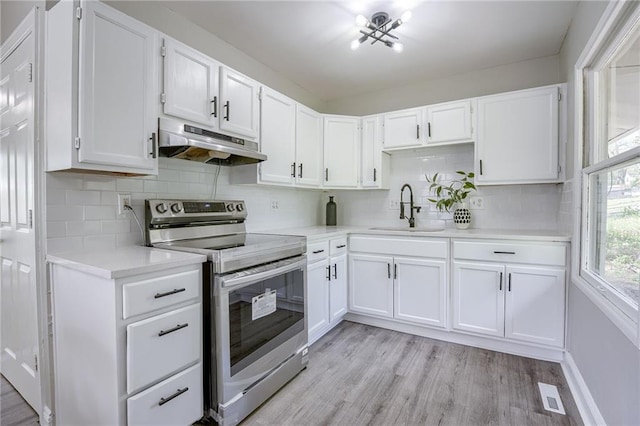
[154,288,186,299]
[158,323,188,337]
[336,244,346,249]
[493,251,516,255]
[158,387,189,406]
[326,265,331,281]
[312,249,325,254]
[333,263,337,279]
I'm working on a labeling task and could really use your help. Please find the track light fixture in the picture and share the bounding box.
[351,10,412,52]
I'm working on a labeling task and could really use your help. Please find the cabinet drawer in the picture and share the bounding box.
[123,267,201,319]
[349,236,447,259]
[453,240,566,266]
[128,363,203,426]
[127,304,201,394]
[307,241,329,263]
[330,237,347,256]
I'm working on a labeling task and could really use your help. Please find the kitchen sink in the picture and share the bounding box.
[369,221,446,233]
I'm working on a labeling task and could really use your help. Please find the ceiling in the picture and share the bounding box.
[163,1,579,102]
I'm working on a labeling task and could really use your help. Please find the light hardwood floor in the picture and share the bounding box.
[1,375,38,426]
[242,321,582,426]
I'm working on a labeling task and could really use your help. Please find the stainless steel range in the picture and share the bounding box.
[145,199,308,426]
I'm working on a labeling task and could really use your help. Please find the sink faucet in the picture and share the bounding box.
[400,183,421,228]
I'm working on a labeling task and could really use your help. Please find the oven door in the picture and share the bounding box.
[214,255,307,404]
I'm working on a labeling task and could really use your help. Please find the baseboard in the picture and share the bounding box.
[561,353,606,426]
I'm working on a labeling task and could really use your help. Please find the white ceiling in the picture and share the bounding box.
[163,1,579,102]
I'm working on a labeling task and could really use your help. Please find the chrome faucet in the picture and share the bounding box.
[400,183,421,228]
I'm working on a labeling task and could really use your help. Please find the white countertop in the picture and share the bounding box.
[47,246,207,279]
[264,225,570,242]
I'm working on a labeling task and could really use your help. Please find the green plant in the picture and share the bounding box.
[426,171,477,212]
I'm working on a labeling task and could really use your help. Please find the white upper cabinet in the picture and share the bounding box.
[361,115,390,189]
[258,87,296,185]
[46,0,158,175]
[476,85,561,185]
[426,100,474,145]
[295,104,323,187]
[219,66,260,139]
[383,107,424,149]
[323,115,359,188]
[162,37,219,128]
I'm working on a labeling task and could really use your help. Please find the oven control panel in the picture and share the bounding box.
[146,199,247,222]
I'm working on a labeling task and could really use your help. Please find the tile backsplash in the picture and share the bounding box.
[46,158,322,254]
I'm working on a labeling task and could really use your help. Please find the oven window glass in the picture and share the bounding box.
[228,268,304,375]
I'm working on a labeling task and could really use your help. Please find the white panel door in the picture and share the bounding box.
[259,87,296,185]
[323,116,359,188]
[452,261,505,337]
[0,25,41,411]
[219,66,259,139]
[329,254,348,323]
[307,260,330,343]
[505,266,565,347]
[78,1,157,170]
[426,100,473,144]
[349,254,393,318]
[163,37,219,128]
[295,104,323,187]
[476,86,559,184]
[361,115,383,188]
[394,257,447,328]
[383,107,424,149]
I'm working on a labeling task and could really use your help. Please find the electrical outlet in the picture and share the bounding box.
[470,196,485,210]
[388,200,400,210]
[271,200,279,210]
[117,193,132,215]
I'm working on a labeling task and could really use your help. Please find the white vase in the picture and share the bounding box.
[453,202,471,230]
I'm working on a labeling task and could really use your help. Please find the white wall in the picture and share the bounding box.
[330,145,561,230]
[325,55,561,116]
[559,1,640,425]
[1,0,41,44]
[46,158,322,254]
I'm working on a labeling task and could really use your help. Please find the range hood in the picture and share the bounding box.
[158,117,266,166]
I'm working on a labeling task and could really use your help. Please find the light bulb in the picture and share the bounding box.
[351,39,361,50]
[401,10,413,23]
[355,14,368,27]
[392,42,404,52]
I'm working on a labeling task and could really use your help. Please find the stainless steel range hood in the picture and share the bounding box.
[158,117,267,166]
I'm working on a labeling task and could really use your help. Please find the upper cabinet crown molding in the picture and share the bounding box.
[46,0,159,175]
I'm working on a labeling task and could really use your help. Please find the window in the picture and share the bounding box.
[582,4,640,323]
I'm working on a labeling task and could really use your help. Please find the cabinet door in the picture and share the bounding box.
[505,266,565,347]
[361,115,382,188]
[426,100,473,144]
[476,86,559,184]
[307,259,330,343]
[323,116,359,188]
[162,37,219,128]
[394,257,447,328]
[295,104,323,187]
[383,107,424,149]
[78,1,157,171]
[329,254,348,323]
[349,254,394,318]
[452,261,505,337]
[219,66,259,139]
[259,87,296,185]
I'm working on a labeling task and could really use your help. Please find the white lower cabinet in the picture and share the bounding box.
[307,237,348,344]
[452,239,566,348]
[348,235,448,328]
[49,249,205,425]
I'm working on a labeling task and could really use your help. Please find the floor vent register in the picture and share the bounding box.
[537,382,566,415]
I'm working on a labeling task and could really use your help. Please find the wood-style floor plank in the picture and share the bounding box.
[242,321,582,426]
[1,375,38,426]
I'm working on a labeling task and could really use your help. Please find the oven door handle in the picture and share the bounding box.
[219,257,306,290]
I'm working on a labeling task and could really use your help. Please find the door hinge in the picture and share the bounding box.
[27,63,33,83]
[258,163,262,177]
[160,93,166,104]
[28,209,33,229]
[74,137,81,149]
[76,6,82,20]
[258,87,263,101]
[558,164,562,174]
[558,88,562,101]
[160,45,166,57]
[34,354,38,372]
